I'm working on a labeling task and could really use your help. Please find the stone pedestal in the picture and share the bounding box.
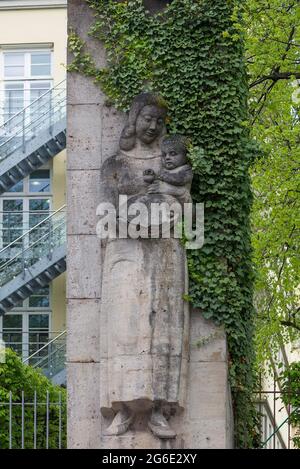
[67,0,233,449]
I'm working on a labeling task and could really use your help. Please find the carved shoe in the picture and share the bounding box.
[148,411,176,439]
[103,409,133,436]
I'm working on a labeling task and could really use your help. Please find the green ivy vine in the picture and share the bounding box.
[68,0,259,448]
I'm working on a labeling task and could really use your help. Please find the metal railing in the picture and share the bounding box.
[0,80,66,162]
[0,330,61,362]
[23,330,66,380]
[0,210,56,248]
[0,205,66,287]
[0,390,66,449]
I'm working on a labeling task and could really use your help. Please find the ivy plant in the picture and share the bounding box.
[68,0,259,448]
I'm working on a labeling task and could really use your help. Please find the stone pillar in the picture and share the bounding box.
[67,0,233,449]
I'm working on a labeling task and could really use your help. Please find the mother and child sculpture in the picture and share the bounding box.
[99,93,193,439]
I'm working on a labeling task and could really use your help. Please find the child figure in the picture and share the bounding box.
[143,134,193,206]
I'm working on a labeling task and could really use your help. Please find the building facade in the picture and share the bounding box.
[0,0,67,372]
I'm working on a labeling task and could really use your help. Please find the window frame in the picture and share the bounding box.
[1,49,53,81]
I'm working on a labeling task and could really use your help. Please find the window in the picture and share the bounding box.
[0,167,52,250]
[3,51,51,80]
[28,312,49,358]
[2,199,23,246]
[1,49,52,124]
[29,170,50,193]
[3,82,24,121]
[2,314,23,356]
[0,309,51,363]
[29,286,50,308]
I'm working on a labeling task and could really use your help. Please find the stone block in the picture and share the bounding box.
[67,169,100,234]
[67,73,105,106]
[101,105,127,161]
[187,362,227,421]
[67,234,102,299]
[68,0,106,69]
[67,298,100,362]
[189,310,227,363]
[67,362,101,449]
[67,104,102,170]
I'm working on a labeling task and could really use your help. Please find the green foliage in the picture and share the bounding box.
[279,362,300,448]
[244,0,300,363]
[69,0,258,447]
[0,348,66,449]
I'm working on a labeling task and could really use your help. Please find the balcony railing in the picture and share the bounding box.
[0,205,66,287]
[23,330,66,380]
[0,80,66,162]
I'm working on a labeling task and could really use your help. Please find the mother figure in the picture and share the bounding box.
[99,93,190,439]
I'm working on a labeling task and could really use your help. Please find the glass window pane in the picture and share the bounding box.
[29,170,50,193]
[29,198,50,212]
[29,199,50,229]
[29,286,50,308]
[30,81,51,101]
[31,53,51,77]
[3,314,23,329]
[29,296,50,308]
[4,54,24,66]
[29,199,50,247]
[4,83,24,121]
[2,199,23,246]
[31,64,51,76]
[29,314,49,330]
[4,53,24,78]
[29,332,48,357]
[7,180,24,193]
[4,66,24,77]
[3,199,23,212]
[31,53,51,65]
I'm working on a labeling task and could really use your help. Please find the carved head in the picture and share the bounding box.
[161,135,189,170]
[120,93,167,151]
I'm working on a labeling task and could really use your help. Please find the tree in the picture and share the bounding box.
[244,0,300,363]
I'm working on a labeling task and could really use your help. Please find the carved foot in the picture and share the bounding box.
[148,411,176,439]
[103,409,133,436]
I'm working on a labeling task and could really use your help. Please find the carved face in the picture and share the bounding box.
[135,105,165,144]
[162,148,187,170]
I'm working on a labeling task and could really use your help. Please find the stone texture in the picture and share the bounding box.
[67,298,100,362]
[101,105,126,161]
[67,169,100,234]
[67,235,101,299]
[189,309,227,362]
[68,73,105,106]
[67,104,102,170]
[68,0,106,69]
[67,362,101,449]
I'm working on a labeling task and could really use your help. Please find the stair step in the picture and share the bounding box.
[44,270,54,280]
[7,172,18,184]
[16,288,28,299]
[15,166,25,177]
[25,283,34,292]
[0,179,8,192]
[35,147,50,160]
[45,142,58,156]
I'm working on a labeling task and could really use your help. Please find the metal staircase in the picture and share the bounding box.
[23,330,67,386]
[0,205,66,315]
[0,81,66,194]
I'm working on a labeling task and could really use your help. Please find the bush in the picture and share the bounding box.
[0,348,66,449]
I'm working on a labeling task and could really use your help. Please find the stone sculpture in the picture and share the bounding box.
[99,93,192,439]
